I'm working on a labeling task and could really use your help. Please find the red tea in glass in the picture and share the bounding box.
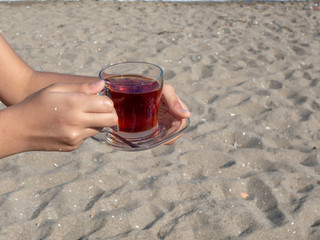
[107,74,162,133]
[99,62,163,140]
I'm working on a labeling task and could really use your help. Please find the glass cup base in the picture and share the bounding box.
[108,124,159,142]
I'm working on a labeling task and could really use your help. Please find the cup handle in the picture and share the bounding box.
[97,86,110,97]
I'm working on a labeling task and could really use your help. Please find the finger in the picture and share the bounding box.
[161,84,190,119]
[81,95,115,113]
[57,130,95,151]
[81,127,103,140]
[48,80,105,95]
[82,111,119,128]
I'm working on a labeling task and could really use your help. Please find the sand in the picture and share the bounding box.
[0,1,319,239]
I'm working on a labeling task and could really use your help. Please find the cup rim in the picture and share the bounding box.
[99,61,163,86]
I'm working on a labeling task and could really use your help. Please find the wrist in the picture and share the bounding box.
[0,106,30,158]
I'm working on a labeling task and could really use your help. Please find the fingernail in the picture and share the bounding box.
[180,108,190,113]
[92,80,104,87]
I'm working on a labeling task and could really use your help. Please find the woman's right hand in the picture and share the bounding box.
[1,80,118,156]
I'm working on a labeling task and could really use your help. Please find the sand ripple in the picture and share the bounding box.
[0,1,319,239]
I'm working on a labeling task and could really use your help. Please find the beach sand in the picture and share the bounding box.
[0,1,319,239]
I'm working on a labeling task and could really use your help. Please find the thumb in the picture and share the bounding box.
[162,84,190,119]
[49,80,105,95]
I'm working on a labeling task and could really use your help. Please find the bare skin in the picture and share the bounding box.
[0,34,190,158]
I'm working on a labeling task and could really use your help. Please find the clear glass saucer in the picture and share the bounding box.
[92,107,190,151]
